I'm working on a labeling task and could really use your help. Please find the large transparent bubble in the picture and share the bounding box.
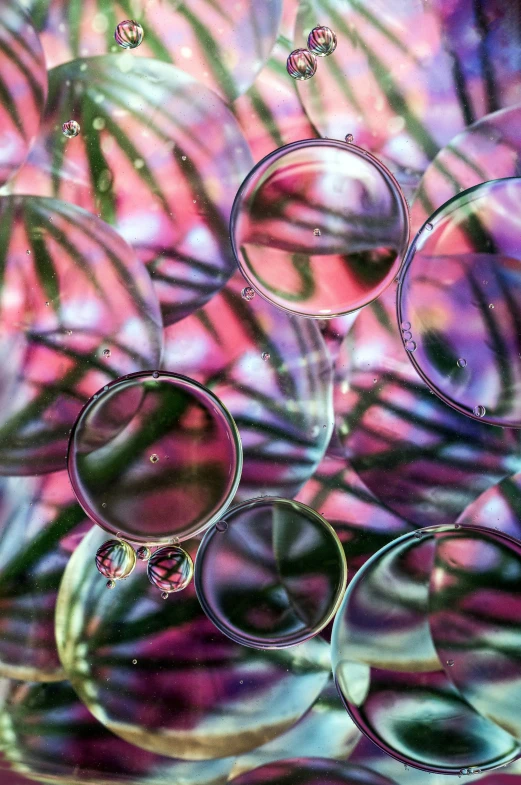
[230,140,409,318]
[398,178,521,428]
[332,525,521,774]
[56,526,330,760]
[195,498,347,648]
[68,372,242,544]
[229,758,400,785]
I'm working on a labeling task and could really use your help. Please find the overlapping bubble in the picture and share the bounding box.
[195,498,347,648]
[230,139,409,317]
[68,372,242,544]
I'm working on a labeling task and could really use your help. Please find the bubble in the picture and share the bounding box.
[473,405,486,418]
[215,519,228,532]
[231,140,409,317]
[313,228,321,236]
[332,524,521,773]
[161,591,169,600]
[447,659,455,667]
[261,352,270,362]
[241,286,255,301]
[114,19,144,49]
[195,497,347,648]
[147,545,194,594]
[95,539,136,581]
[102,348,111,357]
[307,25,338,57]
[132,659,137,664]
[489,303,495,309]
[62,120,80,138]
[286,48,317,81]
[152,371,159,378]
[404,340,416,352]
[401,321,411,330]
[230,759,398,785]
[457,358,467,368]
[106,579,116,589]
[425,222,433,231]
[68,372,242,543]
[345,133,354,143]
[136,546,151,561]
[402,330,412,340]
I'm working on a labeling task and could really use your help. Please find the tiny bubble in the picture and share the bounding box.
[313,228,321,236]
[447,659,455,667]
[161,591,169,599]
[152,371,159,378]
[106,579,116,589]
[150,453,159,463]
[216,519,228,532]
[181,155,187,161]
[473,405,486,418]
[261,351,270,361]
[457,358,467,368]
[425,222,433,231]
[45,301,49,307]
[401,321,411,330]
[242,286,255,301]
[488,303,494,309]
[26,249,31,255]
[102,502,106,508]
[414,530,423,538]
[102,348,111,357]
[345,133,354,143]
[402,330,412,340]
[132,659,137,664]
[405,340,417,352]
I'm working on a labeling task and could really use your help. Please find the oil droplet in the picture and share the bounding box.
[345,133,354,143]
[402,330,412,340]
[96,539,136,581]
[473,405,486,417]
[401,321,411,330]
[62,120,80,138]
[488,303,494,309]
[136,546,151,561]
[286,48,317,80]
[152,371,159,378]
[102,348,111,357]
[114,19,144,49]
[425,222,433,231]
[313,228,321,236]
[106,579,116,589]
[405,340,417,352]
[132,659,137,664]
[457,358,467,368]
[150,453,159,463]
[307,25,338,56]
[262,352,270,362]
[216,519,228,532]
[241,286,255,301]
[148,546,194,594]
[447,659,455,667]
[161,591,169,599]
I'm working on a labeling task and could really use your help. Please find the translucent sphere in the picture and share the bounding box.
[231,139,409,317]
[241,286,255,301]
[307,25,337,56]
[62,120,80,138]
[195,498,347,648]
[68,372,242,543]
[95,539,136,581]
[136,546,151,561]
[286,49,317,81]
[398,179,521,427]
[332,525,521,773]
[147,546,194,594]
[114,19,144,49]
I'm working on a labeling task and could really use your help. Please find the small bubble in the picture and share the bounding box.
[488,303,494,309]
[454,523,461,529]
[307,25,337,56]
[102,502,106,508]
[414,530,423,538]
[401,321,411,330]
[45,301,49,307]
[102,348,111,357]
[313,228,321,236]
[152,371,159,378]
[106,579,116,589]
[216,519,228,532]
[150,454,159,463]
[242,286,255,301]
[457,358,467,368]
[425,222,433,231]
[62,120,80,138]
[261,352,270,362]
[26,249,31,255]
[161,591,169,600]
[132,659,137,664]
[287,48,317,80]
[402,330,412,340]
[447,659,455,667]
[373,378,377,383]
[181,155,187,161]
[136,546,151,561]
[114,19,144,49]
[239,679,244,684]
[473,405,486,418]
[345,133,354,143]
[67,330,72,336]
[405,340,417,352]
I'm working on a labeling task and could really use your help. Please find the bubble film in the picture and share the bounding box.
[332,525,521,773]
[56,527,330,760]
[68,372,242,543]
[398,178,521,428]
[195,498,347,648]
[231,140,409,317]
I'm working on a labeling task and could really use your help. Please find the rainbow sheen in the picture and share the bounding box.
[195,498,347,649]
[114,20,144,49]
[147,545,193,594]
[95,539,136,581]
[231,140,409,317]
[286,49,317,81]
[307,26,337,57]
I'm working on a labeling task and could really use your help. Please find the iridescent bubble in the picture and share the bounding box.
[231,140,409,317]
[307,25,338,57]
[242,286,256,301]
[286,49,317,81]
[136,546,151,561]
[68,372,242,543]
[62,120,80,138]
[195,497,347,649]
[147,545,194,594]
[332,525,521,773]
[114,19,144,49]
[95,539,136,581]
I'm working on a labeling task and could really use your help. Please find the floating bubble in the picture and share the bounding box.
[68,372,242,543]
[345,134,354,143]
[332,524,521,773]
[136,546,151,561]
[242,286,256,301]
[62,120,80,138]
[195,497,347,648]
[398,180,521,427]
[102,348,111,357]
[457,358,467,368]
[261,352,270,362]
[313,228,321,236]
[286,49,317,81]
[404,340,416,352]
[147,545,194,594]
[307,25,337,57]
[95,539,136,581]
[231,140,409,317]
[107,579,116,589]
[114,19,144,49]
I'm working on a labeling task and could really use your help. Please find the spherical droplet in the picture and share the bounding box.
[102,348,111,357]
[345,133,354,143]
[150,453,159,463]
[473,405,486,418]
[261,352,270,362]
[161,591,169,600]
[313,228,321,236]
[457,358,467,368]
[147,545,194,594]
[405,340,417,352]
[215,519,228,532]
[489,303,495,309]
[132,658,137,664]
[401,321,411,331]
[136,546,151,561]
[95,539,136,581]
[114,19,144,49]
[106,579,116,589]
[241,286,255,301]
[402,330,412,341]
[307,25,338,57]
[62,120,80,138]
[286,48,317,81]
[152,371,159,378]
[447,659,455,667]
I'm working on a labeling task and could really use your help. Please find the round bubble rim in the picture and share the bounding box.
[396,177,521,428]
[230,138,410,319]
[67,370,243,544]
[194,495,348,649]
[331,521,521,774]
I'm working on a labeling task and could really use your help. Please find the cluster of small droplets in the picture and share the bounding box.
[287,25,337,80]
[62,120,80,138]
[400,321,416,353]
[114,19,144,49]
